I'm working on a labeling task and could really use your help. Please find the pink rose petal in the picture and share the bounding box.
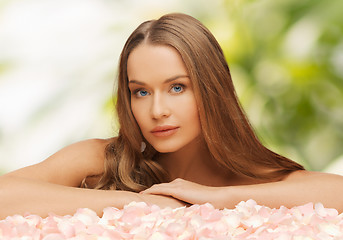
[1,200,342,239]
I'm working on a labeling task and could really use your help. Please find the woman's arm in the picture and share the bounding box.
[141,171,343,212]
[226,171,343,211]
[0,176,185,219]
[0,139,185,219]
[0,176,138,218]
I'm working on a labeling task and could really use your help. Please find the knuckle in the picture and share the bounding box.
[174,178,183,182]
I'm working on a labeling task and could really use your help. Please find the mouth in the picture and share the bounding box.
[151,125,179,137]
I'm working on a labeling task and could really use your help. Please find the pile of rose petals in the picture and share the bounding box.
[1,200,342,239]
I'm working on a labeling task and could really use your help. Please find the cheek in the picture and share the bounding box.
[131,100,148,131]
[131,101,142,125]
[175,96,200,124]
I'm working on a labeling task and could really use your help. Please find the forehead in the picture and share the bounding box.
[127,44,188,82]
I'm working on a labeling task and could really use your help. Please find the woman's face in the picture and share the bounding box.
[127,44,202,153]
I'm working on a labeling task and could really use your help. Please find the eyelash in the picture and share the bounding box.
[132,83,186,98]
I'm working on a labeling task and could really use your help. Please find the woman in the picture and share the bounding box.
[0,13,342,219]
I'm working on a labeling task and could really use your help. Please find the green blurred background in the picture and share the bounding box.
[0,0,342,175]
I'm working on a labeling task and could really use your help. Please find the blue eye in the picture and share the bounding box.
[132,89,149,97]
[137,90,148,97]
[171,84,184,93]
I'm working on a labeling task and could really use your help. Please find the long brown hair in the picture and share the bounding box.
[92,13,304,191]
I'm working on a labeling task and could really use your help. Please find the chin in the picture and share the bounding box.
[154,147,179,153]
[151,143,182,153]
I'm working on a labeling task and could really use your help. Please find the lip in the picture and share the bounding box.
[151,125,179,137]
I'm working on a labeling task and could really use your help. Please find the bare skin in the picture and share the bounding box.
[141,171,343,212]
[2,43,343,219]
[127,43,343,213]
[1,138,343,219]
[127,44,247,188]
[0,139,185,219]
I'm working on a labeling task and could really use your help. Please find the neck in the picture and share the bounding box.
[155,136,233,186]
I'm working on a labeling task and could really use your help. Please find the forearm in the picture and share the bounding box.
[0,176,187,219]
[0,176,139,219]
[224,172,343,212]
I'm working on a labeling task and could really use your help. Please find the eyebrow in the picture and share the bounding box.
[128,75,189,85]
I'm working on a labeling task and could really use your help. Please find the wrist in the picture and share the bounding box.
[115,190,143,207]
[218,186,239,209]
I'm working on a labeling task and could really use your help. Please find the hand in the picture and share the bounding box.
[137,191,189,209]
[140,178,228,208]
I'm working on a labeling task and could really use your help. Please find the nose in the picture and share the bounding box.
[150,92,171,120]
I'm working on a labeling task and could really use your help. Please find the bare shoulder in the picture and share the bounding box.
[282,170,342,182]
[4,138,115,187]
[62,138,111,169]
[59,138,111,167]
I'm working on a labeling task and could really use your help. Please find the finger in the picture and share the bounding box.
[142,185,183,199]
[140,181,178,193]
[140,186,174,196]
